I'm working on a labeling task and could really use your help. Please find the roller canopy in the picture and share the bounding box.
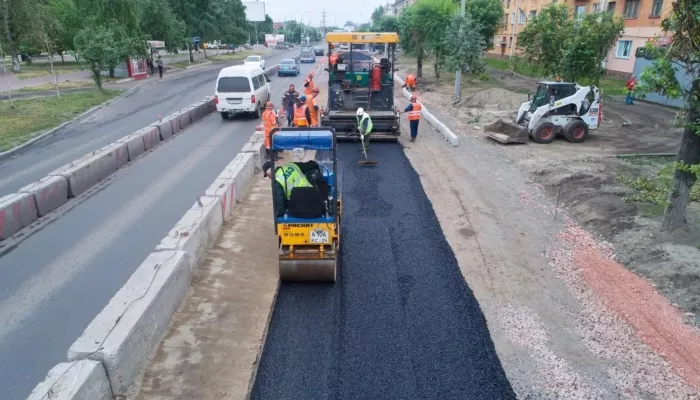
[271,128,335,151]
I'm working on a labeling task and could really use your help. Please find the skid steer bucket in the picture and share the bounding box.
[484,119,529,144]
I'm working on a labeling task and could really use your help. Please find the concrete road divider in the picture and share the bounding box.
[155,196,224,270]
[0,192,37,239]
[66,250,190,396]
[27,360,112,400]
[394,74,460,147]
[18,176,68,217]
[204,152,255,221]
[240,133,266,170]
[117,131,147,161]
[177,106,194,130]
[49,143,127,198]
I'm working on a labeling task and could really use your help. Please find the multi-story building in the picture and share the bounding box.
[488,0,675,76]
[392,0,416,15]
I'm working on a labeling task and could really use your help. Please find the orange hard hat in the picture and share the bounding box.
[410,94,417,101]
[265,101,273,108]
[308,71,314,77]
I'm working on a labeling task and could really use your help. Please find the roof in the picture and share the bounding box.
[326,32,399,44]
[539,81,576,85]
[272,129,334,151]
[217,64,263,75]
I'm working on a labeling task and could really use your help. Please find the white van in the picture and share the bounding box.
[215,64,271,119]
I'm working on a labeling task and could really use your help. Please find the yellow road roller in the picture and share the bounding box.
[268,127,341,282]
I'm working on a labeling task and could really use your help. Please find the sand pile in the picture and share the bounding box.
[464,88,528,110]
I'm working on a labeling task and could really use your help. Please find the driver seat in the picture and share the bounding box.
[288,187,326,219]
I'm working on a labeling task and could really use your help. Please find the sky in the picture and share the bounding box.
[247,0,391,28]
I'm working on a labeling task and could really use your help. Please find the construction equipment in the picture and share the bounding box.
[358,134,377,165]
[322,32,401,142]
[485,82,602,144]
[270,127,341,283]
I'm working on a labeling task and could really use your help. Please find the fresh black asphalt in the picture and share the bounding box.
[251,143,516,399]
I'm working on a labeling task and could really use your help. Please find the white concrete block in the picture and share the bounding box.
[26,360,112,400]
[18,175,68,217]
[241,137,266,170]
[0,192,37,239]
[117,131,146,161]
[155,196,224,270]
[204,153,255,221]
[49,145,122,197]
[139,125,161,151]
[67,251,191,396]
[177,107,192,129]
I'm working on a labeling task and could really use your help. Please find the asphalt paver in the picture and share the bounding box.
[251,143,516,399]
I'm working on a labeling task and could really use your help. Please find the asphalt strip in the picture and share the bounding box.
[251,142,516,399]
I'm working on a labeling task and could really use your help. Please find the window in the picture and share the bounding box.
[529,10,537,19]
[217,77,252,93]
[506,0,510,8]
[511,12,515,23]
[519,10,526,24]
[504,15,508,27]
[252,75,262,90]
[615,40,633,58]
[575,5,586,19]
[607,1,617,12]
[592,3,600,12]
[623,0,639,18]
[650,0,663,16]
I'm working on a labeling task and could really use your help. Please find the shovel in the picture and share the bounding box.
[358,134,377,165]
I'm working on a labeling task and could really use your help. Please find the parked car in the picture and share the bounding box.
[275,43,289,50]
[313,46,325,56]
[243,55,265,70]
[300,47,315,63]
[215,64,271,119]
[278,58,300,76]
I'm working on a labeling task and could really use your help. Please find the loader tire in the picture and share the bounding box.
[563,119,589,143]
[531,121,556,144]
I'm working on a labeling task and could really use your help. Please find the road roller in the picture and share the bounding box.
[269,127,341,283]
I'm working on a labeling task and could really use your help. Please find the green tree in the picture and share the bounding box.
[400,0,455,78]
[638,0,700,231]
[371,6,385,25]
[463,0,503,50]
[561,12,623,82]
[375,15,399,33]
[139,0,186,52]
[516,4,570,78]
[442,14,486,75]
[74,23,129,88]
[0,0,33,71]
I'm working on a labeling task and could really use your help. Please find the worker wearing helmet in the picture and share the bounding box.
[304,72,315,95]
[356,107,373,149]
[401,94,421,142]
[262,101,279,159]
[262,160,322,218]
[403,74,417,91]
[293,95,311,127]
[306,88,321,127]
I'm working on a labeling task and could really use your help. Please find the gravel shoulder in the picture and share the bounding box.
[393,54,700,398]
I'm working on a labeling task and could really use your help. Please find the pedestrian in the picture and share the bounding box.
[293,95,311,127]
[401,94,421,142]
[403,74,416,91]
[625,75,637,105]
[307,88,321,127]
[356,107,373,149]
[262,101,280,159]
[156,55,164,78]
[282,84,299,127]
[146,56,154,76]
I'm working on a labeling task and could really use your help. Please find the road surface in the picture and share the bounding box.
[0,53,314,400]
[251,144,517,399]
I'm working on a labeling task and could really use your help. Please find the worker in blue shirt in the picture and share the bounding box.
[401,94,421,142]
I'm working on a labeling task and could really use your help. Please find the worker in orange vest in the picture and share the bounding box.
[329,51,339,67]
[262,101,279,159]
[401,94,422,142]
[403,74,417,91]
[293,95,311,127]
[306,88,321,126]
[304,72,315,95]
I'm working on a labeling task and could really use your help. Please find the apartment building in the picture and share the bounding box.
[488,0,675,76]
[392,0,417,15]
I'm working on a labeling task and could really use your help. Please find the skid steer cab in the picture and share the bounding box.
[485,82,602,144]
[269,128,341,283]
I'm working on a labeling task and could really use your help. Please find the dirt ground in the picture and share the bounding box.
[394,53,700,328]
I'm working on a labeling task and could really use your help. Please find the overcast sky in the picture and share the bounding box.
[250,0,390,28]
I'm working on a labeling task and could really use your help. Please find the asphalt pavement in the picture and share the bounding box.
[0,55,315,400]
[251,144,516,399]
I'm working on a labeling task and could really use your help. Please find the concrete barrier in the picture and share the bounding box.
[139,125,161,151]
[0,192,37,239]
[154,116,175,140]
[117,131,146,161]
[240,133,266,170]
[155,196,224,270]
[104,142,129,169]
[18,176,68,217]
[27,360,112,400]
[204,152,256,221]
[67,251,191,396]
[177,107,193,130]
[394,74,460,147]
[49,143,127,197]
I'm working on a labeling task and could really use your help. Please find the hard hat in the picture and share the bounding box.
[308,71,314,77]
[299,95,307,102]
[265,101,273,108]
[410,94,417,101]
[356,108,364,116]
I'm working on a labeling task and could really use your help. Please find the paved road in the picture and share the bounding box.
[0,49,297,196]
[251,144,516,399]
[0,55,314,400]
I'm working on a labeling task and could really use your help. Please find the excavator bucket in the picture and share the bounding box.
[484,119,529,144]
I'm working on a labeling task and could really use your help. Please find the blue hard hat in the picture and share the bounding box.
[299,95,307,102]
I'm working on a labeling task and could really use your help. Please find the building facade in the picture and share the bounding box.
[392,0,416,15]
[488,0,675,76]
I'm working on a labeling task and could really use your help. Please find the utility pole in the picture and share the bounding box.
[454,0,465,99]
[321,9,326,37]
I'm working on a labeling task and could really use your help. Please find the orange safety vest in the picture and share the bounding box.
[304,78,315,95]
[306,96,318,127]
[294,104,309,127]
[330,54,339,65]
[408,102,421,121]
[262,109,277,148]
[406,74,416,87]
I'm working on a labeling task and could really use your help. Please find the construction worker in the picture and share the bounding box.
[282,84,299,127]
[306,88,321,127]
[262,101,279,159]
[401,94,421,142]
[293,95,311,127]
[262,160,319,217]
[304,71,315,95]
[328,51,339,67]
[356,107,373,149]
[403,74,416,91]
[625,75,637,105]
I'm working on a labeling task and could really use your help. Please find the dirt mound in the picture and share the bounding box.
[464,88,528,110]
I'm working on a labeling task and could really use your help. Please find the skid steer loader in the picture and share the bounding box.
[485,82,602,144]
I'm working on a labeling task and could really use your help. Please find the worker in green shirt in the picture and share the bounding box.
[356,107,373,150]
